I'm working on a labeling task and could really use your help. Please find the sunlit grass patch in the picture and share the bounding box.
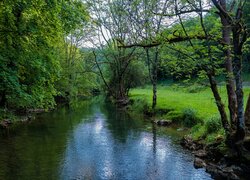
[130,84,250,120]
[130,84,250,140]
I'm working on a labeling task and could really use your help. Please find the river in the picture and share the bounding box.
[0,100,212,179]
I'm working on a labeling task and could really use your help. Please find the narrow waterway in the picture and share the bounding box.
[0,101,212,180]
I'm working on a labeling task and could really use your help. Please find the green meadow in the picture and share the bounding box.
[130,84,250,141]
[130,85,250,120]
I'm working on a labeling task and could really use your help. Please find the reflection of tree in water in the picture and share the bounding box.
[0,100,97,180]
[152,123,157,155]
[100,102,145,143]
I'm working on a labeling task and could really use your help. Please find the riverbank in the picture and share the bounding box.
[129,85,250,142]
[128,84,250,179]
[0,108,47,129]
[0,96,94,128]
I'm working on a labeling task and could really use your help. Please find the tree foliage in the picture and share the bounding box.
[0,0,91,109]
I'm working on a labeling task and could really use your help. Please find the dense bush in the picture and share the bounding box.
[164,111,183,123]
[129,98,149,114]
[182,108,202,127]
[191,123,206,140]
[205,116,222,134]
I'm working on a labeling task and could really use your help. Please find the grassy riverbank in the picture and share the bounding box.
[129,84,250,142]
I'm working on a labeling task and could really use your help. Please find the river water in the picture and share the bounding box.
[0,100,212,180]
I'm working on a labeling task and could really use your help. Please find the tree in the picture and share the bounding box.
[121,0,249,148]
[211,0,248,144]
[86,0,142,104]
[0,0,63,109]
[163,0,249,149]
[0,0,90,110]
[55,1,94,102]
[137,0,169,109]
[161,0,248,147]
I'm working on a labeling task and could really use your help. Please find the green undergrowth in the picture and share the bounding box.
[0,108,18,122]
[129,84,250,143]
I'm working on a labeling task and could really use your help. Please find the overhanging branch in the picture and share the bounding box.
[153,9,210,17]
[118,34,207,48]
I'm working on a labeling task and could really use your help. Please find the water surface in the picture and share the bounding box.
[0,101,212,180]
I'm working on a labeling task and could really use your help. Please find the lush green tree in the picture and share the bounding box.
[160,0,249,148]
[55,2,96,102]
[0,0,90,111]
[134,0,169,109]
[86,0,148,104]
[0,0,63,109]
[118,0,249,150]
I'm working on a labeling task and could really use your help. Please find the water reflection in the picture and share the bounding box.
[0,101,212,180]
[60,104,212,180]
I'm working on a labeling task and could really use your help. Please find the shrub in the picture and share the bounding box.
[0,108,17,122]
[205,116,222,134]
[164,111,183,123]
[205,129,225,144]
[129,98,149,114]
[191,123,206,140]
[182,108,202,127]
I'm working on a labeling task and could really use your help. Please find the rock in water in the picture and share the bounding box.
[0,119,12,128]
[156,120,172,126]
[180,136,197,151]
[194,150,207,158]
[206,163,240,180]
[194,157,206,169]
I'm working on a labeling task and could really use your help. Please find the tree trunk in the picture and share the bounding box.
[152,48,159,109]
[119,78,126,100]
[207,72,231,137]
[219,0,238,127]
[232,21,245,141]
[152,80,157,109]
[245,94,250,130]
[221,19,238,127]
[145,48,158,110]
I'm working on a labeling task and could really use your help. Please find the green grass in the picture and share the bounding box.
[130,84,250,120]
[130,84,250,142]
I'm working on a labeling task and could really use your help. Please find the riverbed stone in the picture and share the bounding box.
[180,136,196,150]
[156,120,172,126]
[0,119,12,128]
[206,163,240,180]
[194,150,207,158]
[194,157,206,169]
